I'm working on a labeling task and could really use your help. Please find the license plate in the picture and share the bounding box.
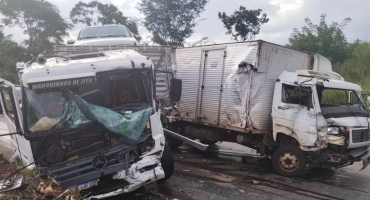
[78,179,99,190]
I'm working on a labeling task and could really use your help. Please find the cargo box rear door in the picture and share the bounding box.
[197,49,226,125]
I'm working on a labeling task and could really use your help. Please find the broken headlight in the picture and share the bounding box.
[327,127,339,135]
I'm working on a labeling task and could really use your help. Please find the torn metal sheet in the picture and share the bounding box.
[0,175,23,193]
[326,117,370,127]
[272,105,325,146]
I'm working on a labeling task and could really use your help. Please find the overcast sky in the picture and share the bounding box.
[3,0,370,45]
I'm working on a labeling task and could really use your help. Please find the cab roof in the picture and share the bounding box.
[20,49,152,87]
[279,70,362,91]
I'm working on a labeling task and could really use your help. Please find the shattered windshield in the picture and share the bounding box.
[25,88,92,132]
[24,69,154,144]
[317,86,369,118]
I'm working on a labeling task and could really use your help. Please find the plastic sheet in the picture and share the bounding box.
[72,94,152,144]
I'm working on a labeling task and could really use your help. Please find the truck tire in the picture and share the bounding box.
[166,135,183,149]
[160,142,174,182]
[272,145,306,177]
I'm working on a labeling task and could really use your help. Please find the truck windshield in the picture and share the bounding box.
[24,69,153,134]
[78,26,131,40]
[317,86,369,118]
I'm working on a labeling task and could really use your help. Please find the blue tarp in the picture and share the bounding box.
[71,94,152,144]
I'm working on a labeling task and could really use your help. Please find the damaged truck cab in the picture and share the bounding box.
[0,47,181,198]
[271,57,370,176]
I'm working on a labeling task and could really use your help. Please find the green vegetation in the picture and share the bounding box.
[334,42,370,92]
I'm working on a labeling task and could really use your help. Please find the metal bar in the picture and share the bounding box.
[163,128,209,151]
[0,132,20,137]
[125,152,129,176]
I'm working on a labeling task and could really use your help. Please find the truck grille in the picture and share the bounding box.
[351,129,370,143]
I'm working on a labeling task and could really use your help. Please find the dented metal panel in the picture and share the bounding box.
[222,42,258,129]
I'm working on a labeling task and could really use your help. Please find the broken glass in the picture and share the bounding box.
[25,89,152,144]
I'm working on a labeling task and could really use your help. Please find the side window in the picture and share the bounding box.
[282,84,313,109]
[282,84,300,104]
[1,89,15,121]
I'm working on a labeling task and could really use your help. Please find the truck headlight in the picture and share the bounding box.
[327,127,339,135]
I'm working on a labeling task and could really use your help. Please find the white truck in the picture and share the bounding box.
[162,40,370,176]
[66,24,142,46]
[0,45,182,199]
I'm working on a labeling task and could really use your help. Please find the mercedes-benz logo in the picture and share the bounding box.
[92,155,107,169]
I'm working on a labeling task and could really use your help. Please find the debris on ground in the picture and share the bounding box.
[0,154,71,200]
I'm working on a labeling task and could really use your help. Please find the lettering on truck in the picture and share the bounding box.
[29,77,95,90]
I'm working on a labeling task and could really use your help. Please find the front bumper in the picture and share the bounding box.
[360,149,370,171]
[86,155,165,199]
[349,147,370,171]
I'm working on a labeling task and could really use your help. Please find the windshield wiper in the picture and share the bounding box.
[99,35,127,38]
[78,36,98,40]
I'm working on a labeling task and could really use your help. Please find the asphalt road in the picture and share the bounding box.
[1,115,370,200]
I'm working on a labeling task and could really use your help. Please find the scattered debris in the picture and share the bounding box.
[252,180,260,184]
[0,154,70,199]
[239,189,245,193]
[183,170,191,172]
[199,181,204,183]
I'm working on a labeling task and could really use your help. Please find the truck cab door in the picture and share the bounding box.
[272,83,322,146]
[0,79,34,165]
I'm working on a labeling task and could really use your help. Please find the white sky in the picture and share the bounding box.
[3,0,369,45]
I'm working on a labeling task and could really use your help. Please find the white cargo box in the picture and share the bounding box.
[173,40,310,132]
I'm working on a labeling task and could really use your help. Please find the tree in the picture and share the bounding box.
[0,0,72,57]
[0,25,26,83]
[70,1,138,34]
[218,6,269,42]
[138,0,209,47]
[287,14,352,64]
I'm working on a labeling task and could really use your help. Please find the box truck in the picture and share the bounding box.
[162,40,370,176]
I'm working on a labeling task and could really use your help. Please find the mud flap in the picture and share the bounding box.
[360,150,370,171]
[163,128,209,151]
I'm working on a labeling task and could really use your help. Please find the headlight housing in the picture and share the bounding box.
[327,127,339,135]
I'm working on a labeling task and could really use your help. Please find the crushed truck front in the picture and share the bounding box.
[0,49,176,198]
[272,69,370,175]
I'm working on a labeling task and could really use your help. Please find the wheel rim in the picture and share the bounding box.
[278,152,299,172]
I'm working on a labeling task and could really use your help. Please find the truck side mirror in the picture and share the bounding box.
[67,39,75,45]
[170,78,182,102]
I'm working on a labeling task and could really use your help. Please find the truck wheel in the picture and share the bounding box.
[160,142,174,182]
[272,145,306,177]
[166,135,183,149]
[199,140,217,145]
